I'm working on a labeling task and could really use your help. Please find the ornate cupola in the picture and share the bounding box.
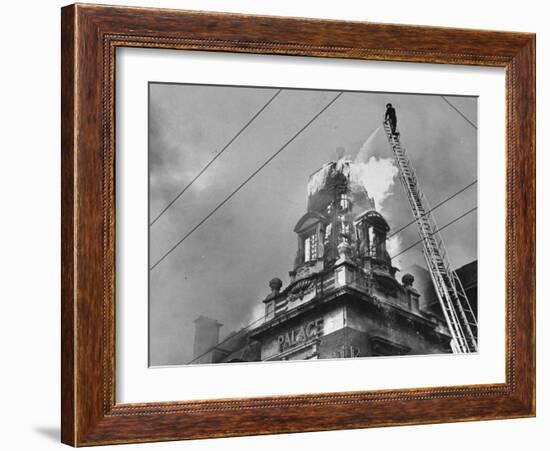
[292,158,389,280]
[307,159,374,216]
[354,210,392,266]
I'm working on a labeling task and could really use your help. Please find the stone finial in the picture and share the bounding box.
[337,239,352,261]
[402,273,415,288]
[269,277,283,295]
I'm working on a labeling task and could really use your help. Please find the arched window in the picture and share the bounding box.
[293,212,329,268]
[354,210,391,264]
[304,231,318,262]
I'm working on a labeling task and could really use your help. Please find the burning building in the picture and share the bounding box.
[192,157,474,363]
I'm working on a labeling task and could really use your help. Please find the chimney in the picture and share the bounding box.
[193,316,223,363]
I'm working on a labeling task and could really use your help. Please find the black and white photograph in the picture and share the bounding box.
[148,84,478,366]
[0,0,543,448]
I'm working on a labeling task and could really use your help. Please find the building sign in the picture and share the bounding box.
[278,318,324,352]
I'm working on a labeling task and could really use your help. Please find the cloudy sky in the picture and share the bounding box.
[148,83,477,366]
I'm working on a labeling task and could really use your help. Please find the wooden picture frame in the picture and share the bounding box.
[61,3,535,446]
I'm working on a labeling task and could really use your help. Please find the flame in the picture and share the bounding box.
[308,125,398,218]
[350,125,399,214]
[307,163,333,196]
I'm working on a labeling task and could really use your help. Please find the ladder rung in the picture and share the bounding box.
[385,119,477,351]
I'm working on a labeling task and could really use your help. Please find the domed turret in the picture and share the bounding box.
[307,159,375,217]
[292,158,393,275]
[354,210,391,266]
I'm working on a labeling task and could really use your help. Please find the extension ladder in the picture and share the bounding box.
[383,120,478,353]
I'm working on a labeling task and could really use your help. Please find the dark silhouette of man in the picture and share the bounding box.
[385,103,398,136]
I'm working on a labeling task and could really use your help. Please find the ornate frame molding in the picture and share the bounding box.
[61,4,535,446]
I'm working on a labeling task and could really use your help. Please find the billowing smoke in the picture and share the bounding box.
[247,299,267,327]
[353,126,398,214]
[386,234,402,263]
[352,156,398,211]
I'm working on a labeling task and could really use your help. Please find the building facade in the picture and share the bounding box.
[192,158,475,364]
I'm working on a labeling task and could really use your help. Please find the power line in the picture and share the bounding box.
[149,89,283,226]
[186,312,268,365]
[391,206,477,260]
[150,92,344,271]
[388,180,477,238]
[441,96,478,130]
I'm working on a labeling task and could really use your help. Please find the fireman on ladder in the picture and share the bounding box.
[385,103,399,137]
